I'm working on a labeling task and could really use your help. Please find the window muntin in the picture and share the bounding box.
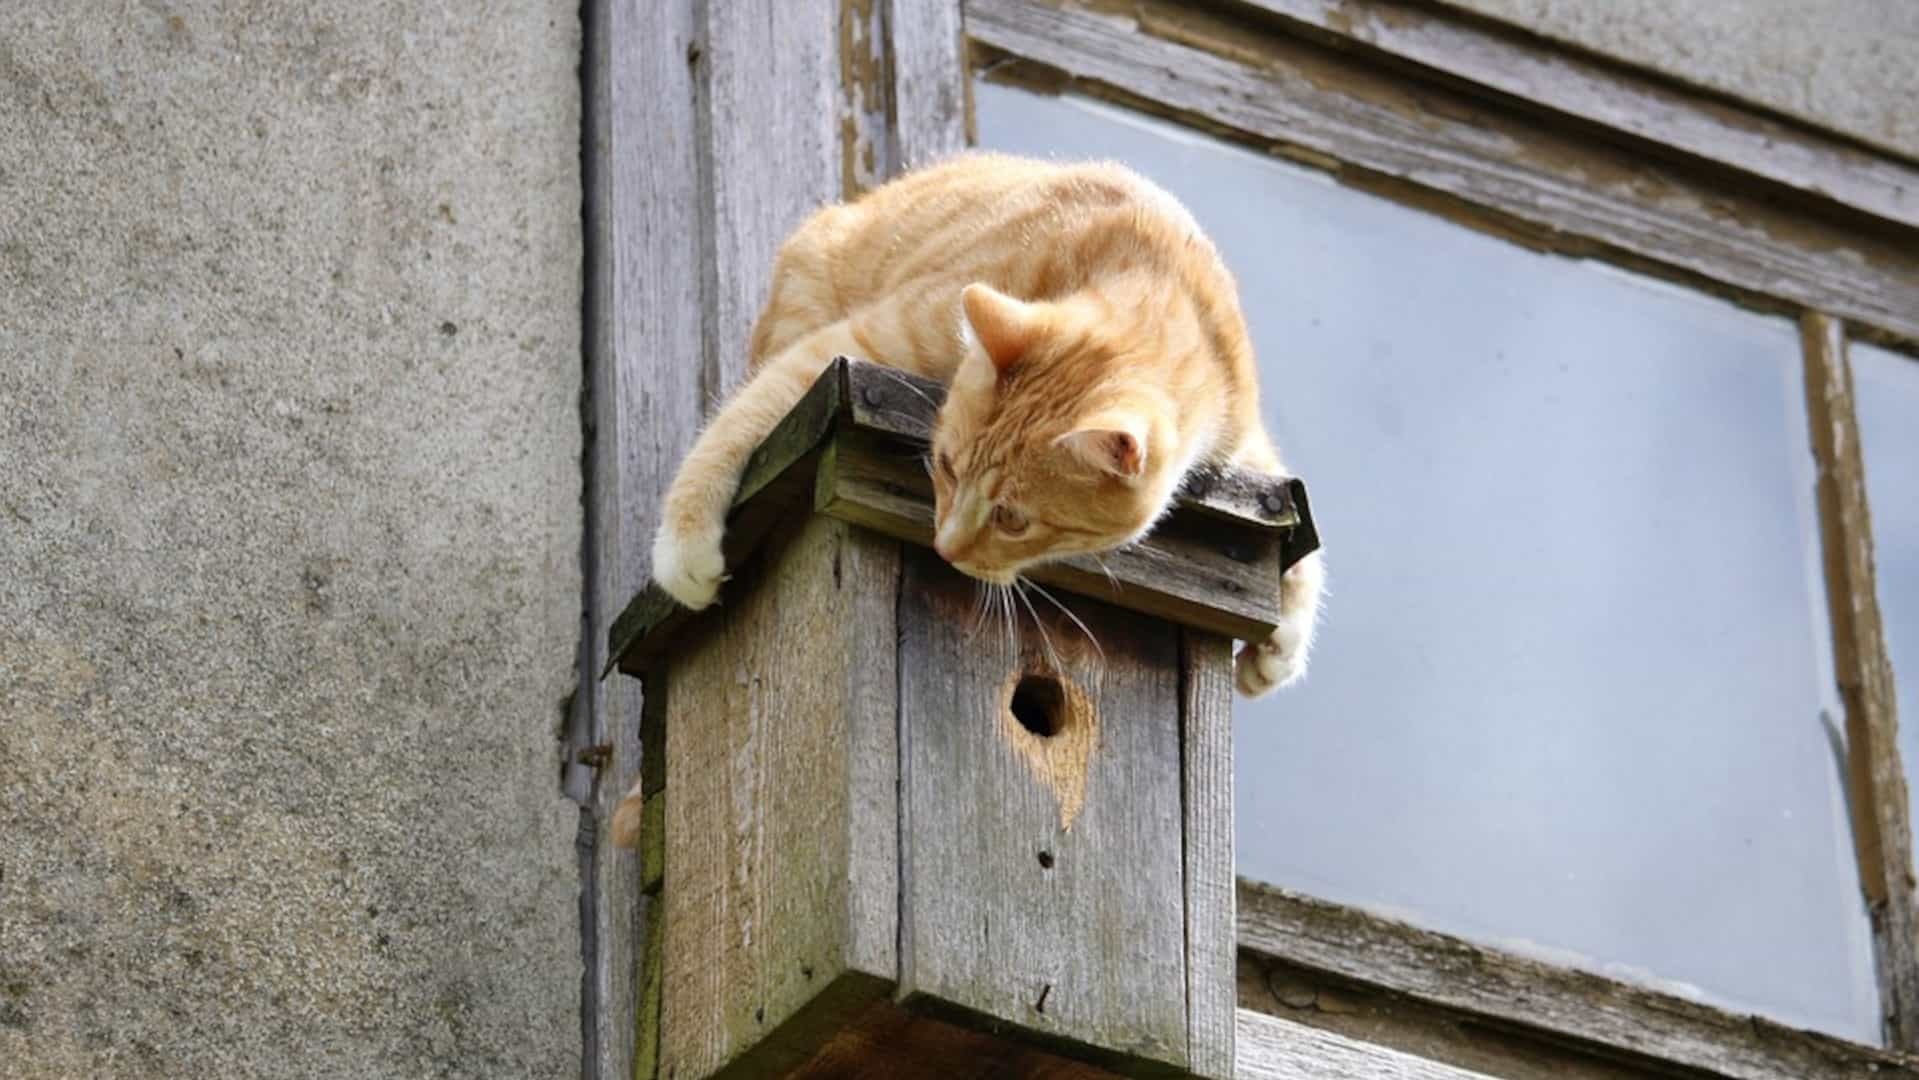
[1854,341,1919,878]
[976,79,1879,1042]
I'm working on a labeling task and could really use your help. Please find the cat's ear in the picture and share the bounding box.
[1058,418,1148,480]
[961,283,1037,374]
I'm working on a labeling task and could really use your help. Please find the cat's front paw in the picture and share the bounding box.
[1235,621,1307,697]
[652,514,728,610]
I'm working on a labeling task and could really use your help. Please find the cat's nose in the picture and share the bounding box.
[933,520,962,563]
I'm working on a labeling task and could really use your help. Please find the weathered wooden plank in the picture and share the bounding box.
[1235,1008,1498,1080]
[585,0,705,1077]
[1237,881,1919,1080]
[815,432,1288,640]
[896,549,1189,1071]
[635,794,664,896]
[840,0,890,196]
[702,2,844,390]
[839,544,903,990]
[657,517,899,1079]
[634,883,665,1080]
[1802,312,1919,1051]
[1232,0,1919,232]
[1238,954,1653,1079]
[1183,632,1237,1080]
[886,0,970,170]
[964,0,1919,348]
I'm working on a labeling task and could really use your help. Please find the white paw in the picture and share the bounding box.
[652,515,728,610]
[1236,620,1307,698]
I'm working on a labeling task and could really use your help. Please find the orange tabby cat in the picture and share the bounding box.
[657,152,1322,694]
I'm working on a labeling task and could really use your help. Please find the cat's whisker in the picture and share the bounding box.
[1021,578,1103,662]
[1090,553,1120,592]
[988,584,1002,660]
[969,580,993,636]
[997,586,1013,663]
[1013,581,1063,675]
[999,583,1018,668]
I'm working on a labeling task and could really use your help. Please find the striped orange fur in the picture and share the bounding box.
[653,152,1323,701]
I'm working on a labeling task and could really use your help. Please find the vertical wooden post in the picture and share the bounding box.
[581,1,705,1077]
[1802,312,1919,1050]
[1182,631,1238,1079]
[884,0,969,171]
[585,3,893,1077]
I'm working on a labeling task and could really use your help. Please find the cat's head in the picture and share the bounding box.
[929,283,1189,584]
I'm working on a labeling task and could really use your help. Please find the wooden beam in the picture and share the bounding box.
[1239,954,1657,1079]
[814,433,1291,640]
[1235,1007,1499,1080]
[701,2,844,393]
[886,0,970,170]
[841,0,890,196]
[963,0,1919,349]
[1802,312,1919,1051]
[1183,633,1238,1079]
[1237,880,1919,1080]
[1228,0,1919,232]
[582,1,705,1078]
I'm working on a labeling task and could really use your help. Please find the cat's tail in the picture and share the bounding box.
[609,776,646,850]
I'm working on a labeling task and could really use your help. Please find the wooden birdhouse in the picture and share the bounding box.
[607,358,1318,1079]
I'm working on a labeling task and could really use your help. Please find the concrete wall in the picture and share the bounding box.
[1440,0,1919,162]
[0,3,582,1078]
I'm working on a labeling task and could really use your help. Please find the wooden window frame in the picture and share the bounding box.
[583,1,1918,1077]
[958,1,1919,1075]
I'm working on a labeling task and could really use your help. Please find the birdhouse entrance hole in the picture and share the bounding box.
[1010,673,1068,738]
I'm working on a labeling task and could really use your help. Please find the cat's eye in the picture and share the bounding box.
[992,504,1030,535]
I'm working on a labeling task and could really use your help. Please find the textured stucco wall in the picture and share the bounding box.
[1440,0,1919,162]
[0,3,582,1077]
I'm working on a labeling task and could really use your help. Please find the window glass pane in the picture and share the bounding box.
[1853,342,1919,880]
[976,80,1878,1042]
